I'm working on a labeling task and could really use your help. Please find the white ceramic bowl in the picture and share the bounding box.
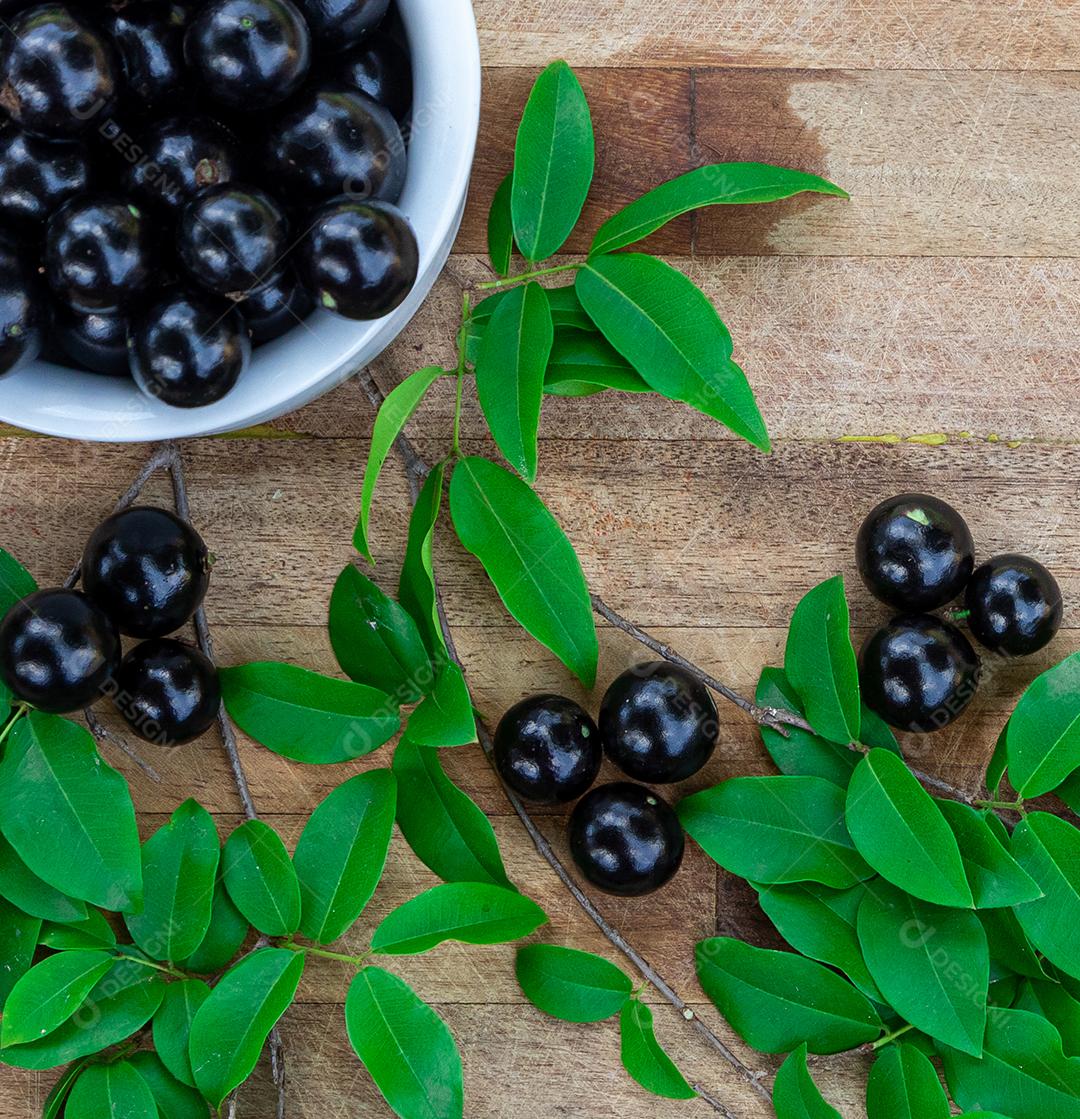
[0,0,481,441]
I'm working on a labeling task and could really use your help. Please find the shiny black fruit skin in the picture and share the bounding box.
[178,184,288,299]
[129,288,251,407]
[110,638,221,745]
[264,89,406,205]
[860,614,980,733]
[569,782,685,897]
[185,0,312,110]
[296,0,389,51]
[56,304,129,375]
[494,694,601,804]
[599,661,718,783]
[298,198,417,320]
[0,589,120,714]
[82,505,210,638]
[0,123,92,228]
[239,266,314,344]
[45,195,155,313]
[0,240,47,376]
[0,6,118,138]
[857,493,975,612]
[325,31,412,123]
[126,117,242,212]
[100,1,193,110]
[965,553,1063,657]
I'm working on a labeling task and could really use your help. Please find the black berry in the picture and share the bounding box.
[0,589,119,713]
[185,0,312,111]
[599,661,717,783]
[965,553,1063,657]
[856,493,975,611]
[298,198,417,320]
[296,0,390,52]
[325,31,412,123]
[494,694,601,804]
[0,240,47,376]
[0,5,118,139]
[860,614,980,733]
[569,782,684,897]
[55,305,129,376]
[238,266,314,345]
[0,123,92,229]
[100,1,193,111]
[125,117,241,212]
[128,288,251,407]
[45,195,155,313]
[110,638,221,745]
[81,505,210,638]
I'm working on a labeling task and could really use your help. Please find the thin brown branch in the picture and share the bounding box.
[163,443,285,1119]
[84,706,162,783]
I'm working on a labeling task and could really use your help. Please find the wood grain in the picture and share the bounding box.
[1,1,1076,1116]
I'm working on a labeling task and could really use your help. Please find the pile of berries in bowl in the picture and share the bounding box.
[0,506,220,746]
[0,0,426,412]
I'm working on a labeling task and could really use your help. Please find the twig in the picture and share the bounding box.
[164,442,285,1119]
[361,376,769,1111]
[84,706,161,783]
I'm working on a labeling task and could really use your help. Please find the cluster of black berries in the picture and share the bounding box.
[0,0,416,407]
[495,663,721,897]
[0,507,220,744]
[857,493,1063,734]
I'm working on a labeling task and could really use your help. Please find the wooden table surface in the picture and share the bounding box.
[3,3,1079,1117]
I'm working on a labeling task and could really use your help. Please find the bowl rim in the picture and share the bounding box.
[0,0,481,442]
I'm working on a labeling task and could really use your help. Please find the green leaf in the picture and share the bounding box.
[0,957,165,1069]
[220,661,400,765]
[677,775,871,889]
[66,1060,157,1119]
[189,947,304,1109]
[222,819,302,937]
[936,798,1042,908]
[784,576,860,745]
[372,881,546,955]
[619,999,696,1100]
[694,936,881,1054]
[756,881,882,1001]
[511,60,594,261]
[772,1044,842,1119]
[1058,769,1080,814]
[294,769,397,944]
[1007,653,1080,798]
[515,944,632,1022]
[0,896,39,1010]
[450,456,597,686]
[475,281,553,482]
[866,1043,950,1119]
[857,880,988,1056]
[986,724,1009,798]
[846,748,973,907]
[392,740,510,887]
[1,948,114,1046]
[0,546,37,618]
[590,162,848,256]
[1015,978,1080,1056]
[406,663,477,747]
[979,906,1048,980]
[940,1007,1080,1119]
[0,831,87,923]
[470,286,593,339]
[128,1052,210,1119]
[0,712,142,912]
[153,979,210,1088]
[543,330,650,398]
[1011,811,1080,979]
[125,799,220,962]
[755,668,860,786]
[576,253,769,450]
[487,173,514,277]
[39,909,116,950]
[398,461,447,660]
[345,966,463,1119]
[354,365,445,562]
[41,1060,87,1119]
[329,564,433,703]
[859,702,901,753]
[177,872,249,974]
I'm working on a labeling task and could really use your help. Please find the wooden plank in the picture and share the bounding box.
[474,1,1076,73]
